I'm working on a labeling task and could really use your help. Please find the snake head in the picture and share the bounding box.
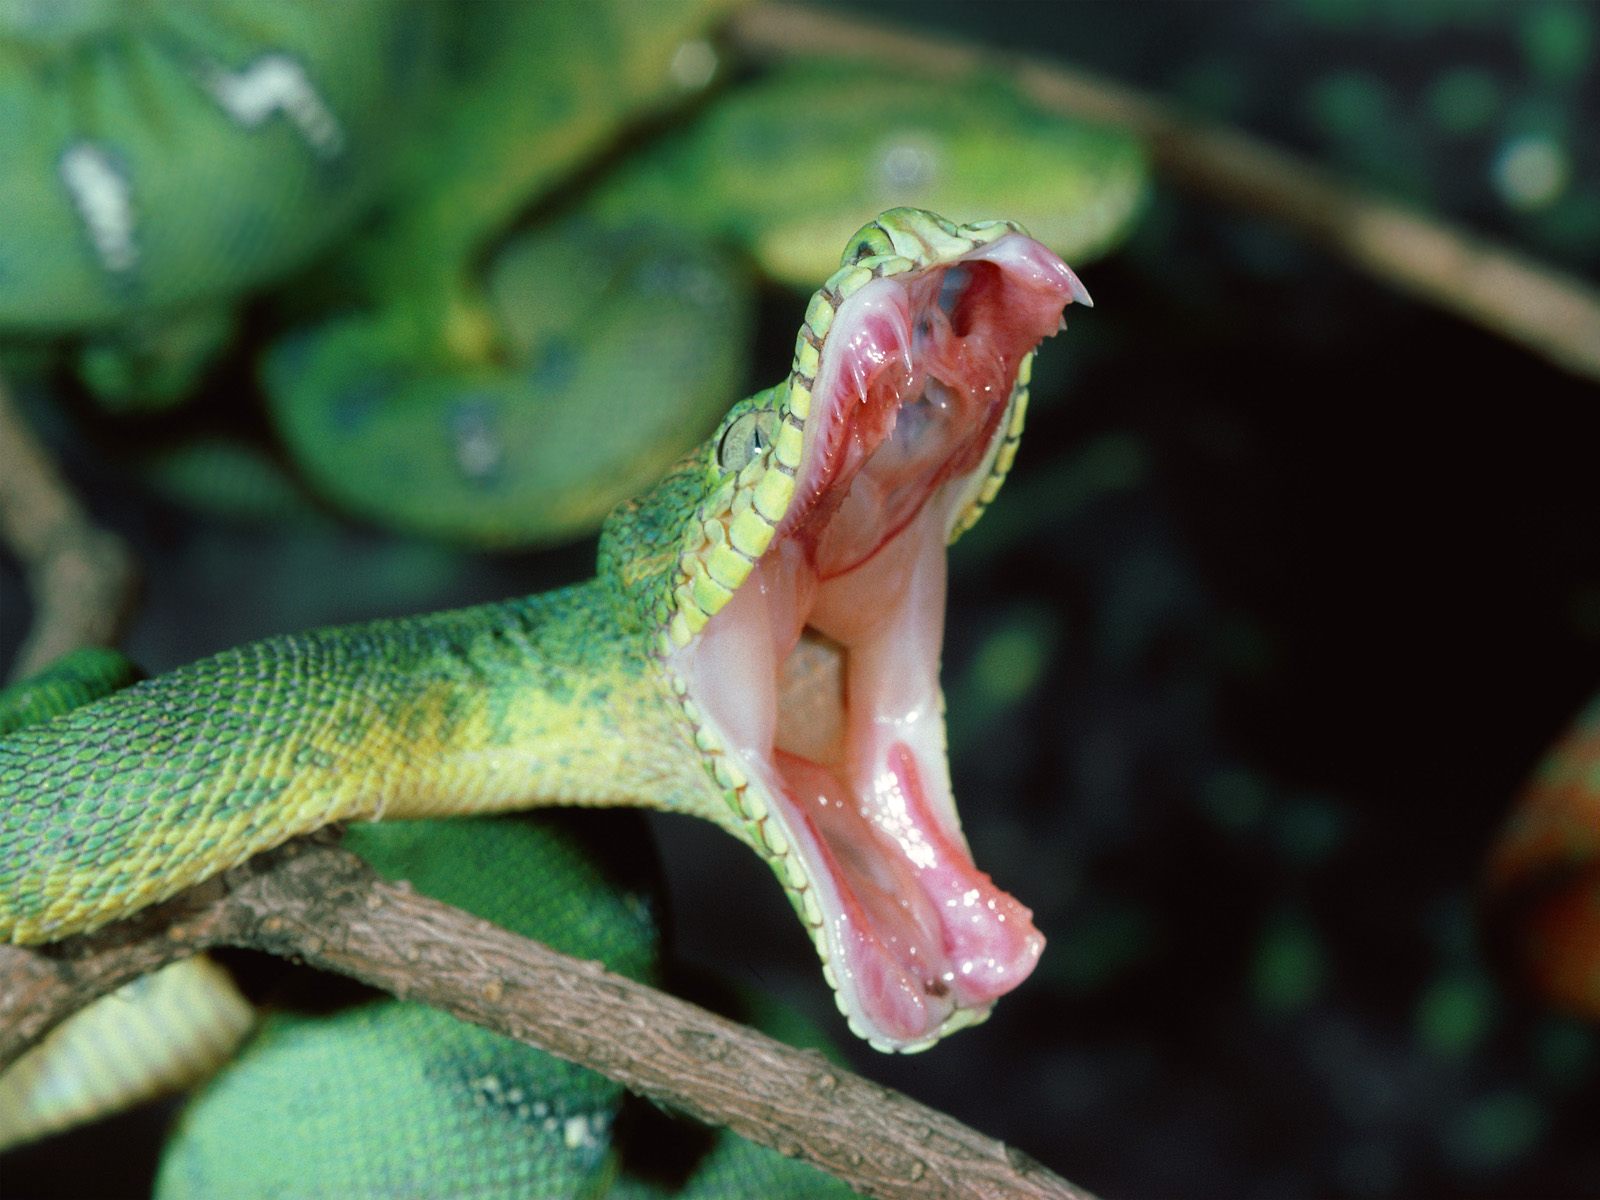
[603,208,1088,1052]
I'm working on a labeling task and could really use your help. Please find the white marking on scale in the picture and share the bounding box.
[58,144,138,275]
[204,54,344,158]
[562,1115,591,1149]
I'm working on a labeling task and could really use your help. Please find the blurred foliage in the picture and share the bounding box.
[1155,0,1600,266]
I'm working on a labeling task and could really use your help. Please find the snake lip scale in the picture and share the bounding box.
[664,212,1087,1052]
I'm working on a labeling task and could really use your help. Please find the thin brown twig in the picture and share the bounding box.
[0,368,138,680]
[727,3,1600,384]
[0,834,1100,1200]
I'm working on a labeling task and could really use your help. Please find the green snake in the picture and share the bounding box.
[0,0,1145,550]
[260,0,754,547]
[262,30,1142,551]
[0,0,433,407]
[0,648,852,1197]
[1,208,1088,1189]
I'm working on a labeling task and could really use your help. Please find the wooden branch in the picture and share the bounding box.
[0,834,1099,1200]
[727,3,1600,384]
[0,368,138,681]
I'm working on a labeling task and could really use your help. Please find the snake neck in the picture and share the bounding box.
[385,580,712,819]
[0,580,711,944]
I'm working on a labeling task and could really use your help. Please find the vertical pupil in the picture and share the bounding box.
[721,416,770,469]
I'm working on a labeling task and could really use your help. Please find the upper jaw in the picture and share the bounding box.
[670,214,1085,1050]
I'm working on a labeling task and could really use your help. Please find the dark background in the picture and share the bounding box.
[4,2,1600,1197]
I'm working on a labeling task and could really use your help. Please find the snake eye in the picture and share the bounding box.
[717,410,779,473]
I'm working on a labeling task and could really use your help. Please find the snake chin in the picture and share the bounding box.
[684,232,1081,1050]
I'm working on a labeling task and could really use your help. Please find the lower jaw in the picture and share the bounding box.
[770,728,1046,1047]
[689,505,1045,1047]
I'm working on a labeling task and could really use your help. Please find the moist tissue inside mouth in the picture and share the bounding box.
[765,499,1043,1041]
[691,240,1079,1041]
[736,412,1038,1041]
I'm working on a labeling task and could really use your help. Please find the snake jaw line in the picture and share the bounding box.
[656,208,1085,1051]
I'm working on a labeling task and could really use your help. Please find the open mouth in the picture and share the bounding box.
[679,227,1086,1050]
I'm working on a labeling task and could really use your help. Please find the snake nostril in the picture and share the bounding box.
[846,222,893,265]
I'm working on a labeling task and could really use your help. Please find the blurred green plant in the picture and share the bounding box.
[1253,908,1328,1012]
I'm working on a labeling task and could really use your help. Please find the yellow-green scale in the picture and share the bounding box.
[0,584,708,943]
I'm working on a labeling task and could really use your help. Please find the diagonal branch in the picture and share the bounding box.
[0,833,1100,1200]
[0,368,139,681]
[727,3,1600,384]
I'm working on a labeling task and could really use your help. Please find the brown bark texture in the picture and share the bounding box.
[0,834,1100,1200]
[0,371,138,681]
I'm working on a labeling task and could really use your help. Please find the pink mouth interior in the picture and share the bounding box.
[687,235,1082,1047]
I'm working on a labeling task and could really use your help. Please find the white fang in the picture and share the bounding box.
[204,54,344,159]
[58,144,138,276]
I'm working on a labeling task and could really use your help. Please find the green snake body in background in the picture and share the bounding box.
[0,0,435,407]
[0,0,1146,546]
[259,3,1142,549]
[587,59,1148,290]
[0,208,1089,1193]
[0,0,422,326]
[261,0,757,547]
